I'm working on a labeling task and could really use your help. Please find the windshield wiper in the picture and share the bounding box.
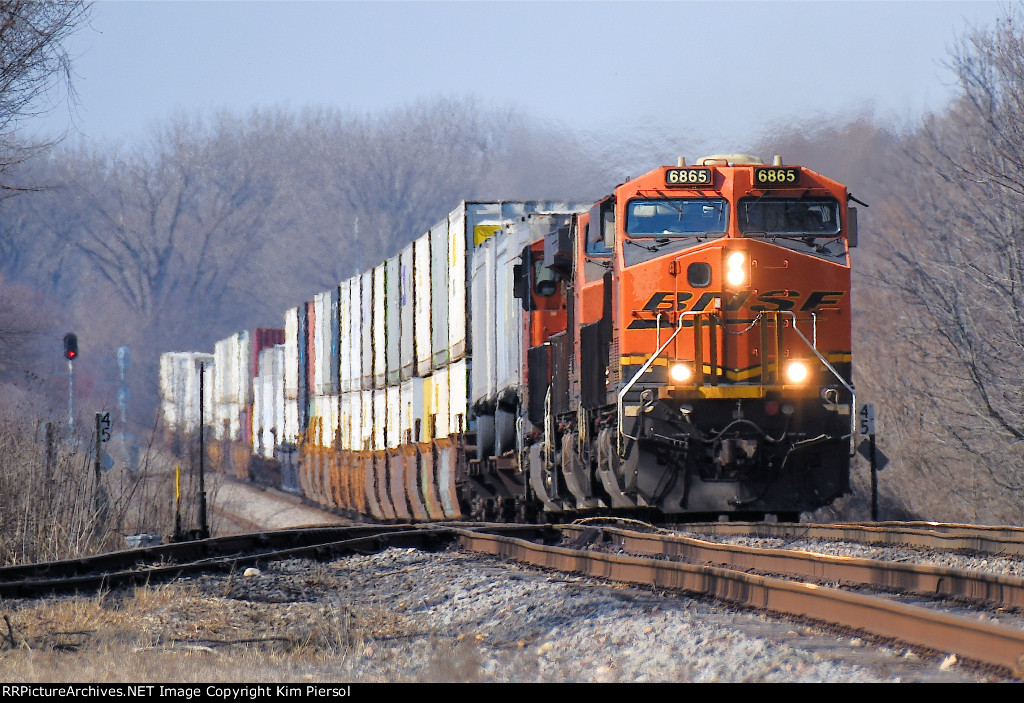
[625,238,659,252]
[752,232,845,255]
[626,236,691,252]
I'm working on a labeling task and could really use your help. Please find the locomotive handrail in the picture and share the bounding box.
[544,386,553,465]
[778,310,857,457]
[617,310,856,457]
[617,312,692,454]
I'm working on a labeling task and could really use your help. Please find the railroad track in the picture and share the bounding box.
[672,520,1024,556]
[4,521,1024,677]
[0,525,455,597]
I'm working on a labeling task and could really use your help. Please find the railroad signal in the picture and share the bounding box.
[63,333,78,361]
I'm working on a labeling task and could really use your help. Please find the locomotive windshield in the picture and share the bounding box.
[626,198,728,237]
[737,197,840,237]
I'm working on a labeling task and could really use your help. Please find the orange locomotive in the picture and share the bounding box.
[510,154,857,521]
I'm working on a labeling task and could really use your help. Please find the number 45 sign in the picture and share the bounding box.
[98,412,112,442]
[858,404,875,436]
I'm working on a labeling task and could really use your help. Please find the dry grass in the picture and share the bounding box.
[0,578,371,682]
[0,569,502,683]
[0,409,226,565]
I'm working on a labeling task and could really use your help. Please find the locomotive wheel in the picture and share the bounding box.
[516,497,539,524]
[470,496,497,522]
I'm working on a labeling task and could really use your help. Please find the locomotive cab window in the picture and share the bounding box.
[737,197,840,237]
[626,198,728,237]
[533,257,559,297]
[586,200,615,256]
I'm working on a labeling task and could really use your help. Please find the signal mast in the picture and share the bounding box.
[63,333,78,430]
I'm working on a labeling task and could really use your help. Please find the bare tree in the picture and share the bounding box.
[0,0,90,188]
[0,0,89,398]
[283,98,611,288]
[65,113,278,324]
[865,8,1024,522]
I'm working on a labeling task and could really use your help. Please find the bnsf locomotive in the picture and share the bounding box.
[161,154,857,522]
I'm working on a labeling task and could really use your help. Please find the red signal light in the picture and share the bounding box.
[63,333,78,361]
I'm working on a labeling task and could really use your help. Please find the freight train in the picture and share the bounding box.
[160,154,858,522]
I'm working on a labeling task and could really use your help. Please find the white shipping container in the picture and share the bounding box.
[158,353,178,431]
[429,218,449,368]
[273,345,285,449]
[373,388,386,450]
[284,308,299,400]
[385,256,401,385]
[347,276,362,392]
[386,385,400,449]
[213,331,249,406]
[447,207,467,362]
[253,346,282,458]
[421,375,433,440]
[373,263,386,388]
[313,288,339,395]
[339,279,352,393]
[252,348,266,456]
[470,224,498,411]
[159,351,214,434]
[214,402,241,442]
[414,233,432,377]
[330,286,340,392]
[213,331,251,440]
[345,391,361,451]
[310,394,340,448]
[203,362,216,434]
[312,292,326,395]
[448,358,469,436]
[399,243,415,380]
[399,378,425,445]
[360,389,374,451]
[361,270,373,389]
[284,398,299,445]
[338,391,351,450]
[430,367,450,439]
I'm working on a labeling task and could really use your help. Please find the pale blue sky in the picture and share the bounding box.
[37,1,1009,147]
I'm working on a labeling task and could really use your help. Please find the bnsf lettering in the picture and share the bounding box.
[799,291,844,311]
[642,291,692,312]
[748,290,800,312]
[628,290,844,328]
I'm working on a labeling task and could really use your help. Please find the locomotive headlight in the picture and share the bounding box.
[785,361,809,384]
[669,362,692,383]
[725,251,746,287]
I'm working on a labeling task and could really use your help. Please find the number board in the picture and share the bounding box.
[665,168,713,186]
[858,404,875,436]
[98,411,112,442]
[754,167,800,187]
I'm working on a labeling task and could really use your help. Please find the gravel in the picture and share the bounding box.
[676,528,1024,577]
[200,483,1014,682]
[191,546,1006,682]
